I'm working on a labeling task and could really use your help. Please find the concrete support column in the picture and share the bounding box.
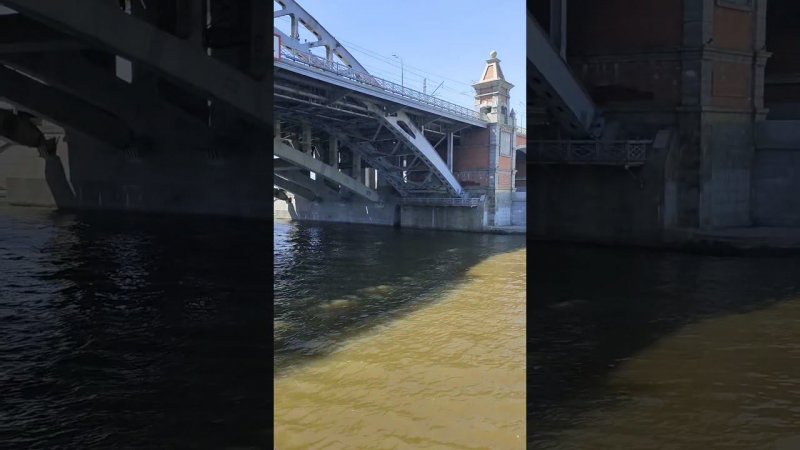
[752,0,769,115]
[329,136,338,170]
[511,114,517,192]
[446,131,454,172]
[129,0,159,89]
[301,122,312,154]
[353,151,362,184]
[364,168,374,189]
[511,150,517,193]
[549,0,567,59]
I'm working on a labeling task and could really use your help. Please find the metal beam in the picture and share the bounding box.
[276,170,338,199]
[528,13,602,137]
[0,65,130,148]
[5,0,270,128]
[274,0,368,72]
[447,131,454,172]
[366,104,463,197]
[274,138,380,202]
[274,174,322,201]
[1,52,215,148]
[274,64,486,128]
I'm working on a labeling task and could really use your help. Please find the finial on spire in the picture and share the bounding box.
[489,50,497,59]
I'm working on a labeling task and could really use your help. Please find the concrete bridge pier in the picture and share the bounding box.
[527,0,800,247]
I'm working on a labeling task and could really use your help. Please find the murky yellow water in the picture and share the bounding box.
[549,299,800,450]
[274,248,526,449]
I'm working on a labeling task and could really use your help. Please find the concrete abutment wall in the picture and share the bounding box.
[527,0,800,246]
[0,128,273,219]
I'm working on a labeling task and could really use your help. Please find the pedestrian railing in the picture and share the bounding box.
[277,47,484,123]
[400,196,485,207]
[529,140,651,166]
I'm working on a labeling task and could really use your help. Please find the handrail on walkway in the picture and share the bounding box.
[276,47,485,123]
[399,196,485,207]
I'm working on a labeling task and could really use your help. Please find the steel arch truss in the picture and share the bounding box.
[273,137,380,202]
[273,0,466,199]
[274,0,368,73]
[301,115,465,198]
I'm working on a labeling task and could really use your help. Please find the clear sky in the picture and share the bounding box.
[278,0,526,127]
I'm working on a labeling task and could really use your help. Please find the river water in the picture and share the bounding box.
[6,204,800,449]
[529,243,800,449]
[274,219,526,449]
[0,205,272,448]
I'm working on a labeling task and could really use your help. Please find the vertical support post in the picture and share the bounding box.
[329,136,339,170]
[549,0,567,59]
[301,122,314,179]
[364,168,372,188]
[249,0,269,80]
[511,115,517,192]
[274,120,281,139]
[301,122,312,154]
[752,0,768,116]
[353,151,363,184]
[291,16,299,40]
[446,131,454,172]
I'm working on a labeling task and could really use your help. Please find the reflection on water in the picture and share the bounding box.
[529,242,800,449]
[274,220,525,449]
[0,206,271,448]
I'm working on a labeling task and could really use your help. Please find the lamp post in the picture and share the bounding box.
[392,54,404,89]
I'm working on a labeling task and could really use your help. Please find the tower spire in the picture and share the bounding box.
[472,51,514,125]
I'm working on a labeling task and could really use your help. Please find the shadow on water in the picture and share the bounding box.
[273,219,525,376]
[1,208,272,448]
[527,240,800,445]
[0,208,523,447]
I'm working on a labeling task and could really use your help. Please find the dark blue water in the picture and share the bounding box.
[0,206,271,448]
[528,242,800,449]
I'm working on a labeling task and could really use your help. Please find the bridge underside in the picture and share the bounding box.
[0,0,508,230]
[274,67,476,200]
[527,0,800,246]
[0,1,275,218]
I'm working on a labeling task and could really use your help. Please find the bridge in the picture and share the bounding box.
[0,0,524,231]
[272,0,522,230]
[528,0,800,246]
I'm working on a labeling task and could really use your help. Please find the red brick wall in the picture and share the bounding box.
[711,61,752,108]
[455,128,489,171]
[576,59,683,107]
[708,5,754,109]
[567,0,684,108]
[713,6,753,51]
[498,172,512,189]
[497,154,513,189]
[568,0,683,54]
[498,154,512,171]
[454,128,490,188]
